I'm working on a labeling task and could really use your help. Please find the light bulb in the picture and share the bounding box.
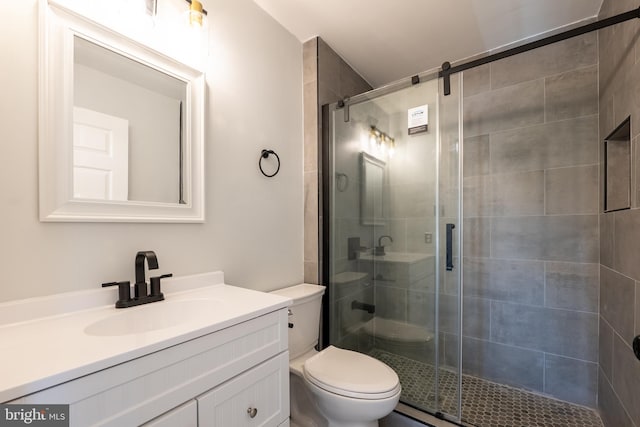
[188,0,204,27]
[388,140,395,158]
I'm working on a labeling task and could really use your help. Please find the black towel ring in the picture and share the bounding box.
[336,173,349,192]
[259,149,280,177]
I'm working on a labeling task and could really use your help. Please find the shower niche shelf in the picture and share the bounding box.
[604,117,631,212]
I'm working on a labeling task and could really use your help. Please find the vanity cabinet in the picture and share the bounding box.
[197,353,289,426]
[9,309,290,427]
[142,401,197,427]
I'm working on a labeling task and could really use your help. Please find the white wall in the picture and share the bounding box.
[75,64,182,203]
[0,0,303,302]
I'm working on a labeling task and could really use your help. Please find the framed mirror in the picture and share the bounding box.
[360,152,386,225]
[39,1,205,222]
[604,117,631,212]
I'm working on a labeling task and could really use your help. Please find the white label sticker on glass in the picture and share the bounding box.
[408,104,428,135]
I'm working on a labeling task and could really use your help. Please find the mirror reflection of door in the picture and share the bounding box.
[73,36,186,204]
[73,107,129,201]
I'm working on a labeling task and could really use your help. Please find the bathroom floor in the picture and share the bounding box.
[370,349,603,427]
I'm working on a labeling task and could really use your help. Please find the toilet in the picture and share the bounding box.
[271,284,401,427]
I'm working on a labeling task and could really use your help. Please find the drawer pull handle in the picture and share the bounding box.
[247,407,258,418]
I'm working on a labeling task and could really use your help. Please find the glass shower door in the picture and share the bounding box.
[435,73,463,422]
[326,74,462,421]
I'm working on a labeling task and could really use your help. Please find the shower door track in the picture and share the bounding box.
[439,6,640,95]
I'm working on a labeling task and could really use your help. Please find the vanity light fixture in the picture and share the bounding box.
[368,126,395,158]
[186,0,208,27]
[388,137,396,157]
[384,136,396,157]
[369,127,379,146]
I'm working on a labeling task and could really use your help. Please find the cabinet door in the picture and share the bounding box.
[198,352,289,427]
[142,400,197,427]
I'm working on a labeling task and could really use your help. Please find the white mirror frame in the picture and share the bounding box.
[39,1,205,222]
[360,152,386,226]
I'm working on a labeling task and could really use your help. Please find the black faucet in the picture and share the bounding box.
[374,235,393,256]
[135,251,158,298]
[102,251,172,308]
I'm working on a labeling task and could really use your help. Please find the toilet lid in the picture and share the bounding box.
[303,346,400,399]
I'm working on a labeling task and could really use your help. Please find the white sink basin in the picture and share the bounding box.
[84,299,219,336]
[0,272,294,404]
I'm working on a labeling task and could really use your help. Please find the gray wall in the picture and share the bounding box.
[597,0,640,426]
[0,0,303,301]
[302,37,372,284]
[459,33,600,407]
[303,38,374,349]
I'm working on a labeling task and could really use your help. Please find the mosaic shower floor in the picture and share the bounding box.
[369,349,604,427]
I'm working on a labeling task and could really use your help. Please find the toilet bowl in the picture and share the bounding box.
[271,284,401,427]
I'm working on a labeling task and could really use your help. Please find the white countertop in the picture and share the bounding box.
[0,272,291,403]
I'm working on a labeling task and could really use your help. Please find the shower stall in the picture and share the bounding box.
[322,23,613,426]
[324,74,464,422]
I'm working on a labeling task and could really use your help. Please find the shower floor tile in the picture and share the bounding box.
[369,349,603,427]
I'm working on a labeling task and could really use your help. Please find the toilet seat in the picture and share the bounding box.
[303,346,401,400]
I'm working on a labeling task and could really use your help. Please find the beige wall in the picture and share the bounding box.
[0,0,303,302]
[597,0,640,425]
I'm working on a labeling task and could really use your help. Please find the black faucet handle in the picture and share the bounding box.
[149,273,172,298]
[102,281,131,308]
[134,281,148,299]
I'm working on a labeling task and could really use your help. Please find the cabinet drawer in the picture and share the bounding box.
[142,400,197,427]
[198,352,289,427]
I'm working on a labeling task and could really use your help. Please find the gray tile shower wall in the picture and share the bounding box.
[303,38,319,284]
[544,353,598,408]
[302,38,374,349]
[302,37,372,284]
[461,31,600,407]
[598,1,640,425]
[460,336,545,392]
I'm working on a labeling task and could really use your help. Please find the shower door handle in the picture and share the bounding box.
[446,223,455,271]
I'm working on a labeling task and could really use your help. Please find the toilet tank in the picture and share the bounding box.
[270,284,325,359]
